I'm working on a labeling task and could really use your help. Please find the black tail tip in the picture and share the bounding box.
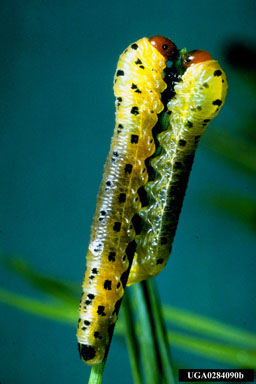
[78,343,96,363]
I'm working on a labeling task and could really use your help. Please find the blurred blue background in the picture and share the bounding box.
[1,0,256,383]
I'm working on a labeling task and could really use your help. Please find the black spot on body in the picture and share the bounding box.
[214,69,222,76]
[117,282,121,288]
[179,139,186,146]
[118,193,126,203]
[113,222,121,232]
[194,135,201,143]
[156,258,164,265]
[94,331,102,339]
[131,134,139,144]
[97,306,106,316]
[108,252,116,262]
[116,70,124,76]
[104,280,112,290]
[131,83,142,93]
[186,121,193,128]
[161,237,168,245]
[196,105,202,111]
[108,324,116,340]
[117,97,122,107]
[203,82,209,88]
[122,255,126,261]
[139,65,145,69]
[106,181,111,186]
[79,344,96,362]
[174,162,182,169]
[135,58,142,65]
[125,164,133,174]
[204,119,210,123]
[212,99,222,106]
[131,106,139,116]
[112,299,122,315]
[92,268,98,274]
[85,299,92,305]
[131,43,138,50]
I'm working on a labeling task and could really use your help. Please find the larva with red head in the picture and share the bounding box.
[77,36,176,365]
[128,49,228,285]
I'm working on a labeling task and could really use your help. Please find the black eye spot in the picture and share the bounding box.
[162,44,168,50]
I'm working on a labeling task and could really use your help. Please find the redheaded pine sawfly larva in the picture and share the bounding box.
[77,36,177,365]
[127,50,228,285]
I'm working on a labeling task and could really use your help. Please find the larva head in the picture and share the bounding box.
[149,35,178,60]
[182,50,212,69]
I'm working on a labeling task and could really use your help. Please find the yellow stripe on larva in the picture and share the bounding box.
[77,38,167,365]
[127,59,228,286]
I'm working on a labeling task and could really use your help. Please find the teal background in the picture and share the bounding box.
[1,0,256,383]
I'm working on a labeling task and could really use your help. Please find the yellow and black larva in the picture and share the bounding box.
[127,50,228,285]
[77,36,177,365]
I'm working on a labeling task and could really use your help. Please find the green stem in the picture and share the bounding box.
[132,283,160,384]
[122,292,143,384]
[146,279,175,384]
[88,359,106,384]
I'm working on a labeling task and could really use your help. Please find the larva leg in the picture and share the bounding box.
[128,51,228,286]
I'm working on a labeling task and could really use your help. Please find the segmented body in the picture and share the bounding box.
[127,59,228,285]
[77,38,169,365]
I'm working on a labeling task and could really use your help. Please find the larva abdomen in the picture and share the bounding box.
[127,58,228,285]
[77,37,169,365]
